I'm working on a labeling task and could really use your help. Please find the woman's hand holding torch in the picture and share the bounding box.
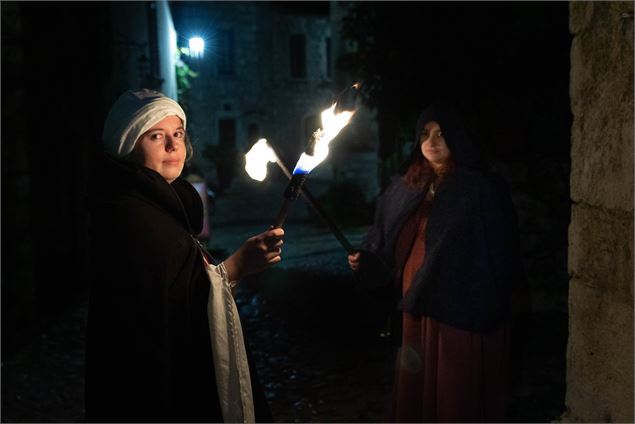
[347,251,361,271]
[223,227,284,281]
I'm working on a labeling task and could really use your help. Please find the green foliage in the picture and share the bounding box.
[337,3,381,108]
[338,3,424,115]
[175,47,199,115]
[309,179,375,228]
[337,2,426,185]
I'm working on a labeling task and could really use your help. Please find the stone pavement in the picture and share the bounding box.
[2,296,88,423]
[206,165,369,276]
[204,171,568,423]
[1,170,567,423]
[203,169,400,422]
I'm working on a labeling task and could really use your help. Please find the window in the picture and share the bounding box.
[289,34,306,78]
[218,30,235,76]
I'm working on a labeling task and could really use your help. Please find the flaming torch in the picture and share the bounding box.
[271,84,359,229]
[245,138,355,254]
[244,82,360,251]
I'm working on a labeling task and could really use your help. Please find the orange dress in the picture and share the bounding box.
[389,195,510,423]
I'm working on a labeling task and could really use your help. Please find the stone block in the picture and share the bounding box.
[568,203,634,301]
[565,280,634,423]
[569,2,594,35]
[569,2,634,211]
[569,93,634,212]
[570,2,634,37]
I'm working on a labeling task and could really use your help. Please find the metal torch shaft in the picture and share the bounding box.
[297,183,356,254]
[273,198,293,228]
[270,152,355,254]
[272,173,307,229]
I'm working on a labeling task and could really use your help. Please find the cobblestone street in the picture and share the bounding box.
[2,171,567,423]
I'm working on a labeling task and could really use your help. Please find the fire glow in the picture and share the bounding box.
[293,104,355,175]
[243,82,360,229]
[244,138,277,181]
[242,138,356,254]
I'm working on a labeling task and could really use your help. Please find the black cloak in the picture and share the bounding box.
[358,103,525,333]
[85,153,271,422]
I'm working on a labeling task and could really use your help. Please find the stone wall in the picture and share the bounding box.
[108,2,151,96]
[565,2,634,422]
[177,3,334,186]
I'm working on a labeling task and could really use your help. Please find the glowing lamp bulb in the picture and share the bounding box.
[189,37,205,58]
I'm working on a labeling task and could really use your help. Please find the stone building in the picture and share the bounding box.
[171,3,334,185]
[108,1,179,100]
[170,2,379,199]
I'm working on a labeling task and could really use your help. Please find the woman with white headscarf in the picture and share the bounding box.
[85,89,281,422]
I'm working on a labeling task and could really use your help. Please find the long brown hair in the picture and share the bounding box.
[403,146,456,190]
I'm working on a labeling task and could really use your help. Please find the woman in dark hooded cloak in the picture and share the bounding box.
[86,89,282,423]
[348,102,524,422]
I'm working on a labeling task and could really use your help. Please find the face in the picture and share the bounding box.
[131,115,186,184]
[419,120,451,168]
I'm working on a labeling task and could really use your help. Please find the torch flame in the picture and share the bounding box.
[245,138,277,181]
[293,104,355,174]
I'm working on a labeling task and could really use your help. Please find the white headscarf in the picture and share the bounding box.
[102,89,187,157]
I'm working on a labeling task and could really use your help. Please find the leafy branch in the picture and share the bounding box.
[175,47,199,115]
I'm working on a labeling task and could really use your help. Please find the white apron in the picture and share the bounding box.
[204,261,255,423]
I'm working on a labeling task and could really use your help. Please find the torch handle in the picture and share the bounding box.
[273,198,293,229]
[272,158,355,254]
[272,173,307,229]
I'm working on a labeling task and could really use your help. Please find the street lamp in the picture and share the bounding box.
[188,36,205,58]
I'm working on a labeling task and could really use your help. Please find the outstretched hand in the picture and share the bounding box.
[223,228,285,281]
[348,251,361,271]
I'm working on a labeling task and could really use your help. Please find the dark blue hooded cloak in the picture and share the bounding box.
[357,103,524,332]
